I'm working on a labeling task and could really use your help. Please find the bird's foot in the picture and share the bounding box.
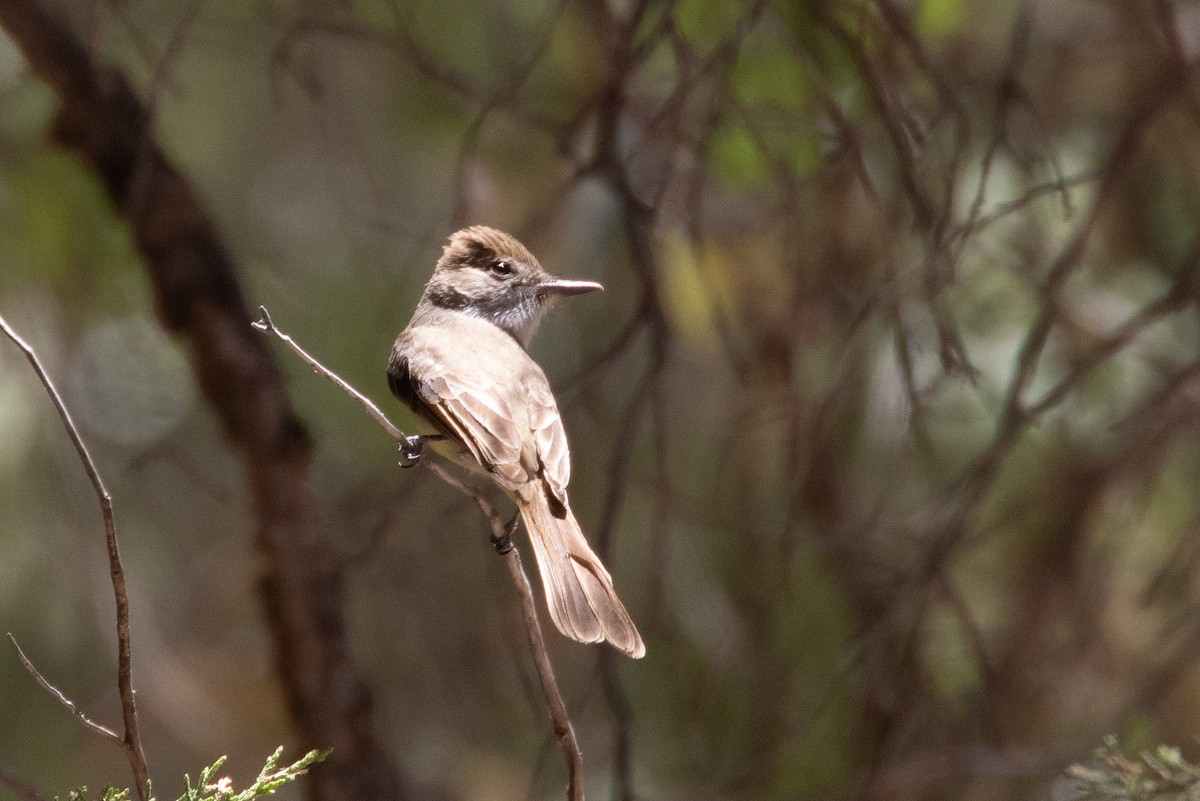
[398,434,430,468]
[490,512,520,554]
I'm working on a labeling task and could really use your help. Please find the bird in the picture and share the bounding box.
[387,225,645,658]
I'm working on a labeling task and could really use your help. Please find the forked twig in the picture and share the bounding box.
[0,314,151,801]
[253,305,586,801]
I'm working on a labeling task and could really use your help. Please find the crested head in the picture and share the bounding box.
[418,226,602,348]
[439,226,540,273]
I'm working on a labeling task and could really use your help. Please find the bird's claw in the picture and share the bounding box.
[491,512,520,554]
[398,435,427,468]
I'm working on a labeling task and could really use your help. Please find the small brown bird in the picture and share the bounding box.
[387,226,645,658]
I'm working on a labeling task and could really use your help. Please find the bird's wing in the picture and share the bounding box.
[417,365,533,491]
[401,329,572,505]
[524,374,571,511]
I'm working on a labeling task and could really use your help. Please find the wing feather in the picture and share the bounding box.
[525,377,571,510]
[401,328,537,491]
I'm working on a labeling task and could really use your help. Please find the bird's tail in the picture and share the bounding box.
[517,489,645,658]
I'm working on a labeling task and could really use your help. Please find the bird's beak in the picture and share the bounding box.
[538,278,604,296]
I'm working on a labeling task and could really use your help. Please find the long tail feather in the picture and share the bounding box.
[518,490,645,659]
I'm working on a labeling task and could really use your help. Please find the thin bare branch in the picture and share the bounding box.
[0,315,150,801]
[502,546,586,801]
[253,306,406,441]
[7,634,124,746]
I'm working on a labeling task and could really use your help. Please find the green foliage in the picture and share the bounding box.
[58,789,130,801]
[1068,735,1200,801]
[917,0,966,36]
[710,124,769,189]
[57,748,329,801]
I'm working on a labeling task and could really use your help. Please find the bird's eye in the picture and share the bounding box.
[488,260,513,278]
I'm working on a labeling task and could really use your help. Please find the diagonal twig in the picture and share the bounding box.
[252,306,406,441]
[7,633,124,746]
[0,314,151,801]
[253,305,586,801]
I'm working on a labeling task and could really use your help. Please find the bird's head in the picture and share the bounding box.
[421,226,602,347]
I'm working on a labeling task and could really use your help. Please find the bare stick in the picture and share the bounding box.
[0,315,151,801]
[254,305,587,801]
[502,545,585,801]
[253,306,406,441]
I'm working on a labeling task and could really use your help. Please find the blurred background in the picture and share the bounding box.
[2,0,1200,799]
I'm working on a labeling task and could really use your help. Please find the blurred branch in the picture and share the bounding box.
[253,306,587,801]
[898,57,1193,590]
[816,7,934,231]
[598,649,637,801]
[0,762,44,801]
[998,78,1173,436]
[0,315,151,801]
[0,763,46,801]
[955,171,1100,244]
[578,6,686,795]
[0,4,409,799]
[1025,270,1196,420]
[448,0,569,225]
[272,18,480,104]
[957,10,1048,243]
[271,12,561,137]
